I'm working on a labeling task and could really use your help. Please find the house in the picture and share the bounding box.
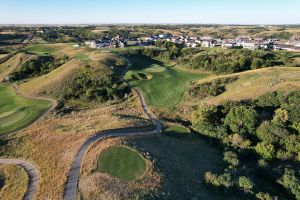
[222,40,236,49]
[239,40,259,50]
[274,44,300,52]
[201,39,214,48]
[89,41,97,49]
[73,44,80,48]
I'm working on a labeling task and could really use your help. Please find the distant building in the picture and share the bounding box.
[222,40,236,49]
[274,44,300,52]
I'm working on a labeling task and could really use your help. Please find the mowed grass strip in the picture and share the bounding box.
[125,55,209,107]
[0,85,52,135]
[97,146,146,181]
[24,44,57,55]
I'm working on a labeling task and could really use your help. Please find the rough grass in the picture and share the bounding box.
[0,99,146,199]
[0,164,29,200]
[0,84,52,135]
[199,67,300,105]
[97,146,146,181]
[125,55,210,108]
[19,59,81,98]
[0,53,33,81]
[125,126,239,200]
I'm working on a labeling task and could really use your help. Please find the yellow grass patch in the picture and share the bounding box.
[0,53,33,81]
[19,59,81,97]
[0,164,29,199]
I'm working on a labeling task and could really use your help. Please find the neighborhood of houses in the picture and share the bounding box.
[77,33,300,52]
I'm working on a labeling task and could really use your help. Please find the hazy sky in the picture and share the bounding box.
[1,0,299,24]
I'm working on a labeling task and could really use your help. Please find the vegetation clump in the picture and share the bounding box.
[10,55,69,80]
[63,64,130,103]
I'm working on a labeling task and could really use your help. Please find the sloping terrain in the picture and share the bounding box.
[19,59,81,97]
[0,53,33,81]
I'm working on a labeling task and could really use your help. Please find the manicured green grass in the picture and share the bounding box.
[125,55,209,107]
[0,85,52,135]
[24,44,57,55]
[126,126,239,200]
[97,146,146,181]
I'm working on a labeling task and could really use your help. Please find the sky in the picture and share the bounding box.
[1,0,299,24]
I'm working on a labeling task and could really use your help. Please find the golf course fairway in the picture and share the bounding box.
[0,85,52,135]
[97,146,146,180]
[125,55,209,107]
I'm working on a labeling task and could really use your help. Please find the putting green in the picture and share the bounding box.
[0,85,52,135]
[97,146,146,181]
[125,55,209,107]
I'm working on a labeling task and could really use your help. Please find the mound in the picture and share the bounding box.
[0,53,33,81]
[185,67,300,107]
[19,59,81,97]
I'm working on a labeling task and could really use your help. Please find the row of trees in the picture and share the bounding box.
[10,55,69,81]
[178,49,289,74]
[191,91,300,199]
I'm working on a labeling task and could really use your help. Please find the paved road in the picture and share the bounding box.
[0,159,40,200]
[64,57,161,200]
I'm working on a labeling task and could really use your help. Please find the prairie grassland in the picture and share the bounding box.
[0,164,29,200]
[0,53,33,81]
[176,67,300,119]
[19,59,81,98]
[0,94,147,199]
[79,138,160,200]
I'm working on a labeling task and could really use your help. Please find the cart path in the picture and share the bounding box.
[0,159,40,200]
[64,57,161,200]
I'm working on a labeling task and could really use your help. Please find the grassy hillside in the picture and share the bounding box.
[19,59,81,97]
[0,84,52,135]
[125,55,210,108]
[0,53,33,81]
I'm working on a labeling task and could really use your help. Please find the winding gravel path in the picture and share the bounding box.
[64,57,161,200]
[0,159,40,200]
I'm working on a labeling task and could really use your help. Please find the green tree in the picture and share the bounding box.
[238,176,254,192]
[256,192,272,200]
[224,106,257,135]
[255,142,275,160]
[223,151,239,167]
[279,168,300,200]
[272,108,289,125]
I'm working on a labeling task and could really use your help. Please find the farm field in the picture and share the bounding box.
[97,146,146,180]
[125,55,210,108]
[0,84,52,135]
